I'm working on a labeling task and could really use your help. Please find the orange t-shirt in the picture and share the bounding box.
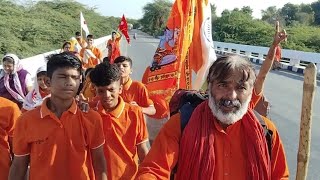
[13,98,105,180]
[0,97,21,180]
[81,78,96,101]
[80,47,102,69]
[90,97,148,180]
[250,88,262,109]
[136,113,289,179]
[121,78,154,108]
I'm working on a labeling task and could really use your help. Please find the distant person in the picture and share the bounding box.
[80,34,102,69]
[9,52,107,180]
[136,55,289,179]
[272,45,282,70]
[0,54,33,108]
[70,31,87,53]
[107,31,122,64]
[61,41,72,52]
[114,56,156,116]
[89,63,150,179]
[0,97,21,180]
[79,68,96,102]
[22,66,50,111]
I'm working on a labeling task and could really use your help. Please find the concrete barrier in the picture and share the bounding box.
[214,41,320,75]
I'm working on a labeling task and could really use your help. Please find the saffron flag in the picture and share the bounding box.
[142,0,216,119]
[118,15,130,44]
[188,0,217,90]
[80,12,90,37]
[142,0,197,119]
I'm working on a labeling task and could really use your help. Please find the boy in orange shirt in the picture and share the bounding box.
[80,34,102,69]
[114,56,156,116]
[89,63,150,179]
[0,97,20,180]
[9,52,107,180]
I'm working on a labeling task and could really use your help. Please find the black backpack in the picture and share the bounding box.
[169,89,273,179]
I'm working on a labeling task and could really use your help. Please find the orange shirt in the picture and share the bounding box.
[80,47,102,69]
[121,78,154,108]
[136,113,289,179]
[39,87,50,99]
[250,88,262,109]
[13,98,105,180]
[81,78,96,101]
[0,97,21,180]
[90,97,148,180]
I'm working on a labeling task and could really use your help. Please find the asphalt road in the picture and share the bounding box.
[121,29,320,179]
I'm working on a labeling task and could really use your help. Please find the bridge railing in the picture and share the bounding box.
[0,35,111,78]
[214,41,320,75]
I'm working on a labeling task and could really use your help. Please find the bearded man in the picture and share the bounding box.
[136,55,289,180]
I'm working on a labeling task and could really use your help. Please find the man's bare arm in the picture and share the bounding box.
[9,155,30,180]
[91,146,108,180]
[255,21,287,94]
[137,141,150,162]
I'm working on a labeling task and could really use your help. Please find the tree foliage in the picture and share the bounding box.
[139,0,320,53]
[139,0,172,36]
[0,0,121,58]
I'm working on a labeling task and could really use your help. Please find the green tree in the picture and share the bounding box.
[140,0,172,36]
[261,6,282,25]
[0,0,121,58]
[241,6,253,17]
[280,3,299,26]
[311,0,320,25]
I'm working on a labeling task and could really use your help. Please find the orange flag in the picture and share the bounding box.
[142,0,216,119]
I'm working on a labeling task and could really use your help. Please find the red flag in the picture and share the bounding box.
[118,15,130,44]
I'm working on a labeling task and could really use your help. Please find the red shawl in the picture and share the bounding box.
[175,101,271,180]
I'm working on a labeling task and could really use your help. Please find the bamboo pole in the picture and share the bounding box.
[295,63,317,180]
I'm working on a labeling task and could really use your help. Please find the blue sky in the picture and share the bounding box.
[76,0,317,19]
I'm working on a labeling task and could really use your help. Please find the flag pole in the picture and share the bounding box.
[295,63,317,180]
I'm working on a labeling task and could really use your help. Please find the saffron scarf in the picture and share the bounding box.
[176,101,271,180]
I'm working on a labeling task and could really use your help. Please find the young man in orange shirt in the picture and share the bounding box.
[89,63,150,179]
[9,52,107,180]
[0,97,20,180]
[80,34,102,69]
[114,56,156,116]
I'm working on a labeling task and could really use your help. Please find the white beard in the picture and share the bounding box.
[208,91,251,125]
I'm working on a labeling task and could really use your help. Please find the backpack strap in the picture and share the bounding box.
[253,110,273,158]
[179,103,196,131]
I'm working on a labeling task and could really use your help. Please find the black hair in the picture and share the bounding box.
[90,63,121,87]
[46,52,82,79]
[114,56,132,67]
[62,41,71,49]
[75,32,81,36]
[112,31,117,35]
[2,56,15,64]
[87,34,94,39]
[37,71,47,78]
[85,67,94,77]
[103,57,110,64]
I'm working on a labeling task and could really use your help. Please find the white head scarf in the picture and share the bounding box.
[22,65,50,110]
[0,54,26,103]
